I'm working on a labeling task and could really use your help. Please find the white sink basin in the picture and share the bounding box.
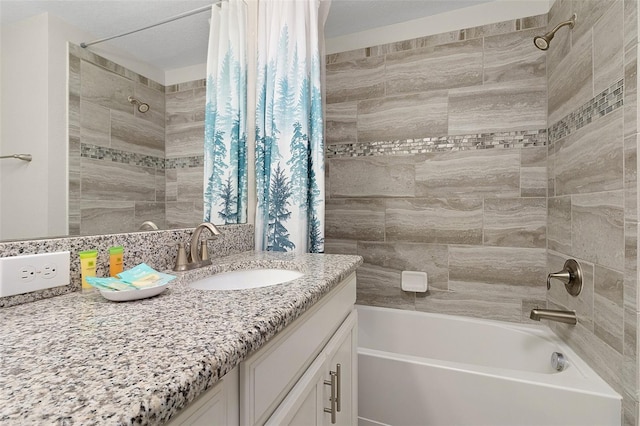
[188,268,304,290]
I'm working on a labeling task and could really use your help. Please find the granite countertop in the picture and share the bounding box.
[0,251,362,425]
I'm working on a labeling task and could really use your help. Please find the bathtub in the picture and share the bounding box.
[357,305,621,426]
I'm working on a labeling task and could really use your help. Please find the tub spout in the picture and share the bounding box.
[530,308,577,325]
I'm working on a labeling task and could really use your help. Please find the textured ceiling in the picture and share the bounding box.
[1,0,494,71]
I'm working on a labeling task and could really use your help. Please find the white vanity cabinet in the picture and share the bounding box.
[265,309,357,426]
[240,273,357,425]
[168,272,357,426]
[168,367,239,426]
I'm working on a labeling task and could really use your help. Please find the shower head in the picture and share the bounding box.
[533,35,551,50]
[533,13,577,51]
[128,96,150,113]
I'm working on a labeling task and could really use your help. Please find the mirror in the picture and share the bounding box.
[0,0,236,241]
[68,42,209,237]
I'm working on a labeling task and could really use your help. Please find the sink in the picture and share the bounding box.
[188,268,304,290]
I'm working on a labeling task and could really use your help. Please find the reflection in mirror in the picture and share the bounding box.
[0,2,249,242]
[69,43,211,236]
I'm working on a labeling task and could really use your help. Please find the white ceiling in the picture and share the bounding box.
[0,0,495,71]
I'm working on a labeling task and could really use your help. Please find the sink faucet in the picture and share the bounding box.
[530,308,577,325]
[173,222,222,271]
[190,222,221,263]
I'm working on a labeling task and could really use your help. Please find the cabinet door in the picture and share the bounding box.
[267,309,357,426]
[322,310,357,426]
[241,273,356,426]
[265,353,326,426]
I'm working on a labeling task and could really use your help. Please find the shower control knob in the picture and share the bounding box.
[551,352,568,372]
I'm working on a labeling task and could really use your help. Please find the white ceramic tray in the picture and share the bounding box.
[99,282,169,302]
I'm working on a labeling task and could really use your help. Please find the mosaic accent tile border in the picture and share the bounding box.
[165,156,205,169]
[326,130,547,158]
[81,144,165,169]
[81,145,205,169]
[549,79,624,143]
[165,79,207,93]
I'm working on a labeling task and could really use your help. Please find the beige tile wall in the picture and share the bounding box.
[69,49,167,235]
[326,2,640,423]
[325,15,549,324]
[165,81,206,228]
[545,1,638,424]
[69,45,207,235]
[326,0,640,425]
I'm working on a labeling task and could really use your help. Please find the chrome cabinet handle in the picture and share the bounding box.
[324,369,337,424]
[336,364,341,412]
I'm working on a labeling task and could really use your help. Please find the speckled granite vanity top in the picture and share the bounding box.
[0,251,362,425]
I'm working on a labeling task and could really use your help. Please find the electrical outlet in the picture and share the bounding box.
[20,266,36,282]
[42,264,58,279]
[0,252,70,297]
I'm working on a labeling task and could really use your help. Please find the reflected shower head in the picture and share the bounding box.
[533,13,576,51]
[128,96,150,113]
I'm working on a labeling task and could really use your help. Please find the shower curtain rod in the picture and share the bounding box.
[80,1,222,48]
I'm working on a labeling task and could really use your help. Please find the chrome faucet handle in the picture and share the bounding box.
[173,242,190,271]
[546,271,571,290]
[547,259,583,296]
[200,237,218,262]
[201,239,209,261]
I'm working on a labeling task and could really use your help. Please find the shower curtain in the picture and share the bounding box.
[255,0,326,253]
[204,0,248,224]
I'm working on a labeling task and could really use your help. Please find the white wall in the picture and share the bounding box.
[1,14,51,240]
[165,63,207,86]
[325,0,553,54]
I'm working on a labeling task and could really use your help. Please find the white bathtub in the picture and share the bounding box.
[357,305,621,426]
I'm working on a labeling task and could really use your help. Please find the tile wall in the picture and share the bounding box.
[69,44,167,235]
[544,1,638,424]
[165,80,207,228]
[68,44,207,235]
[324,15,550,323]
[325,1,640,423]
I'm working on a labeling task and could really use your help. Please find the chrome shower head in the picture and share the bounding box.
[533,13,576,51]
[137,102,150,113]
[128,96,150,113]
[533,34,551,51]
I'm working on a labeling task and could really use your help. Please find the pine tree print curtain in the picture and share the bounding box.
[255,0,325,253]
[204,0,248,225]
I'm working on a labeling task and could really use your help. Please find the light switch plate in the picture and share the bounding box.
[0,251,71,297]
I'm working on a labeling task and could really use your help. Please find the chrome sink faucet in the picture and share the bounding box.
[190,222,221,263]
[173,222,222,271]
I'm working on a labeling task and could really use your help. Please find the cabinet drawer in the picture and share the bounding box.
[240,273,356,425]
